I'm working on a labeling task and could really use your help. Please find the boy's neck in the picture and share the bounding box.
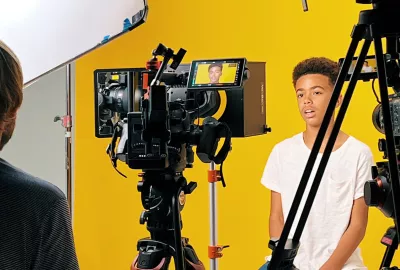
[303,120,339,152]
[303,124,333,143]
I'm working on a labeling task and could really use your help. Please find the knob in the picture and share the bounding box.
[264,125,272,133]
[371,166,378,179]
[378,139,386,152]
[140,211,148,225]
[364,180,381,206]
[137,180,144,192]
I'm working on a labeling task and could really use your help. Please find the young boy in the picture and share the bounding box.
[260,57,374,269]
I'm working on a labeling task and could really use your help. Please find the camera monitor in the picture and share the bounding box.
[339,55,378,81]
[0,0,148,86]
[187,58,246,90]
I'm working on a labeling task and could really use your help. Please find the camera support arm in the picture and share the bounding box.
[142,44,186,157]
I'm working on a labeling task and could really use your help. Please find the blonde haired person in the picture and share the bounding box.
[0,40,79,269]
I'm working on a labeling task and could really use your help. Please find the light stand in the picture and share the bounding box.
[209,161,219,270]
[65,63,73,209]
[207,161,229,270]
[269,1,400,269]
[54,63,73,211]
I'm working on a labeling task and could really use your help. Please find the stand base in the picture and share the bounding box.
[131,237,205,270]
[268,238,299,270]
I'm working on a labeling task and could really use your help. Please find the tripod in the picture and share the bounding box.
[130,170,205,270]
[269,1,400,268]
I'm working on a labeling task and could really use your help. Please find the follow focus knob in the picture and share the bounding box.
[364,180,380,206]
[140,211,148,224]
[137,180,144,192]
[378,138,386,152]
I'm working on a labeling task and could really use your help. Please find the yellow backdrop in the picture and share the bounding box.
[73,0,399,269]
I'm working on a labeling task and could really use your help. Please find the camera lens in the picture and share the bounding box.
[372,98,400,136]
[364,179,382,206]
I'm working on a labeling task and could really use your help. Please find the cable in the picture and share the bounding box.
[373,78,382,104]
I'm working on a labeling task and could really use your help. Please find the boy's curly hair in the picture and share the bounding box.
[292,57,339,87]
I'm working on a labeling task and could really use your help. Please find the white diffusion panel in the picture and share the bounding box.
[0,0,148,85]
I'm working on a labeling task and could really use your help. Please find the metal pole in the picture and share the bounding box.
[65,64,73,210]
[209,161,218,270]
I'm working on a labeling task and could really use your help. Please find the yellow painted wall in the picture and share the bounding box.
[73,0,399,269]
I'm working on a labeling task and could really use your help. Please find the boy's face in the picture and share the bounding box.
[295,74,341,128]
[209,66,222,83]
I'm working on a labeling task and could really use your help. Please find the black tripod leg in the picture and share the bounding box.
[380,226,398,269]
[172,192,185,270]
[292,37,372,241]
[381,244,396,269]
[131,238,173,270]
[131,255,169,270]
[268,23,367,269]
[182,239,206,270]
[371,24,400,243]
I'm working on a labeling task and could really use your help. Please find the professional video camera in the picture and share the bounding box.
[365,92,400,269]
[341,26,400,270]
[268,1,400,269]
[94,43,269,270]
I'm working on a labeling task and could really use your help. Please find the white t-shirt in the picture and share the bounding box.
[261,132,375,270]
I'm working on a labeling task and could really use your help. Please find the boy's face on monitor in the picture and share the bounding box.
[208,66,222,83]
[295,74,341,128]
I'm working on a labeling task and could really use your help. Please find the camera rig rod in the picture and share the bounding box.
[269,2,400,269]
[208,161,229,270]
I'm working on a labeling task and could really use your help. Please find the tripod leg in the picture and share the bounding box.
[292,36,372,241]
[268,23,368,269]
[380,244,396,269]
[371,24,400,242]
[131,255,169,270]
[172,192,185,270]
[130,238,173,270]
[380,226,398,269]
[182,238,206,270]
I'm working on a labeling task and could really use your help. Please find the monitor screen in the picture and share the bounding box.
[187,58,246,90]
[338,55,378,81]
[348,58,377,74]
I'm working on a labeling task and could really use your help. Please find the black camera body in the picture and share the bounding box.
[94,56,268,172]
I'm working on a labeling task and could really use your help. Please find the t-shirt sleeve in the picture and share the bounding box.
[354,147,375,200]
[32,198,80,270]
[261,145,281,193]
